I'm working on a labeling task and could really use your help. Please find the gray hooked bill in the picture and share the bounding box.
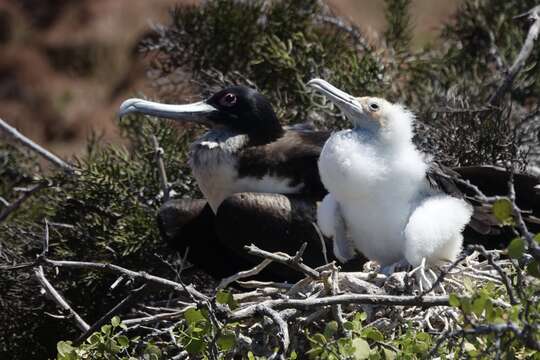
[118,98,218,126]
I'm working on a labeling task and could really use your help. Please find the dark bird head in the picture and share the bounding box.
[119,86,284,143]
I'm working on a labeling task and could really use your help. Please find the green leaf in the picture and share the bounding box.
[383,348,397,360]
[416,332,430,342]
[507,238,525,259]
[184,308,205,325]
[117,335,129,348]
[472,296,487,316]
[492,199,513,225]
[144,343,162,357]
[534,233,540,245]
[356,312,368,322]
[101,324,112,336]
[343,321,355,331]
[88,333,102,344]
[448,293,460,307]
[324,321,338,338]
[57,341,74,356]
[352,338,370,359]
[111,316,121,327]
[363,327,384,341]
[527,260,540,278]
[216,290,239,310]
[217,333,236,351]
[312,333,327,345]
[186,338,205,355]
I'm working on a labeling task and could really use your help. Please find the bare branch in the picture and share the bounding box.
[0,118,75,174]
[245,244,320,278]
[0,181,49,223]
[231,293,449,321]
[39,258,208,302]
[255,304,290,359]
[330,267,347,333]
[42,219,50,256]
[122,311,184,326]
[34,266,90,332]
[489,6,540,105]
[469,245,518,305]
[75,285,148,345]
[218,259,273,290]
[151,135,170,202]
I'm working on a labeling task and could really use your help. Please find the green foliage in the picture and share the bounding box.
[0,117,198,359]
[56,317,141,360]
[384,0,413,52]
[142,0,384,125]
[445,279,540,358]
[304,312,433,359]
[493,198,515,226]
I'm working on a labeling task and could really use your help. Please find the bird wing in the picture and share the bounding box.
[237,130,331,198]
[425,164,540,238]
[215,193,331,279]
[317,194,357,263]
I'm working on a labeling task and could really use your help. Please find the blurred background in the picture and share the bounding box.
[0,0,458,157]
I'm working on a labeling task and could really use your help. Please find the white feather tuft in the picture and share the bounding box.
[404,196,473,267]
[317,195,338,238]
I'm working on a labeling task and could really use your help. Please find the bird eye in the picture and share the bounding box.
[219,93,237,107]
[369,102,379,112]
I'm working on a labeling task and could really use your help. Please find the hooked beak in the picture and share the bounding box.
[307,78,363,115]
[118,98,218,126]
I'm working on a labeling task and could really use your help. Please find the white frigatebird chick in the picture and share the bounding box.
[308,78,540,279]
[119,86,363,280]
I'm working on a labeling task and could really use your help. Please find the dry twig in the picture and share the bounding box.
[489,6,540,105]
[0,118,75,174]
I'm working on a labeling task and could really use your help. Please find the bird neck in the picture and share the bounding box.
[247,120,285,146]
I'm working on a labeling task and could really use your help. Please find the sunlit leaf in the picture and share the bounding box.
[507,238,525,259]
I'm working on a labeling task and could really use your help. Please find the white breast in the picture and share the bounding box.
[189,131,246,213]
[189,130,304,213]
[318,129,428,265]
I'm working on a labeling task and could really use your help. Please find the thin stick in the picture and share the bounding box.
[39,258,208,302]
[151,135,170,202]
[0,118,75,174]
[0,181,49,223]
[34,266,90,332]
[489,6,540,105]
[218,259,273,290]
[255,304,290,358]
[231,293,450,320]
[245,244,320,278]
[122,311,184,326]
[75,285,148,344]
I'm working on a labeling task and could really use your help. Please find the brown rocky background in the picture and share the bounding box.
[0,0,459,157]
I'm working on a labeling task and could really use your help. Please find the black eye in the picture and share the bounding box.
[219,93,237,107]
[369,102,379,111]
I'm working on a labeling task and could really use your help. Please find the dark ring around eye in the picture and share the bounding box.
[369,103,379,111]
[220,93,237,107]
